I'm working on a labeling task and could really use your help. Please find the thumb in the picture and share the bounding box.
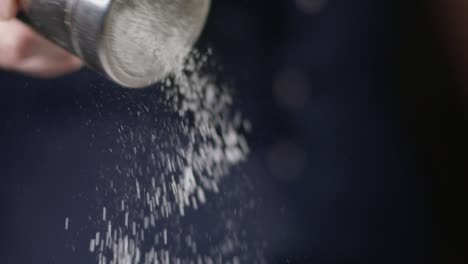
[0,0,17,21]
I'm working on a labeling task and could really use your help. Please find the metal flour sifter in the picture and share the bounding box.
[18,0,211,88]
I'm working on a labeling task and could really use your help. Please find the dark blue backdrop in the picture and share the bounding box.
[0,1,430,263]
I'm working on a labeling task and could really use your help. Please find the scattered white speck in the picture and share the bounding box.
[102,207,106,221]
[90,239,95,253]
[136,180,141,200]
[64,217,69,231]
[82,49,262,263]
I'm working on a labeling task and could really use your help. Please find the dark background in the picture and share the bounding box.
[1,0,467,263]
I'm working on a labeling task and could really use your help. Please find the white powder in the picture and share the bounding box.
[71,49,266,263]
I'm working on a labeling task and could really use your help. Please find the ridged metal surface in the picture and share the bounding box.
[19,0,211,88]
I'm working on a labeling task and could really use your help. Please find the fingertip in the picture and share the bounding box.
[71,56,82,66]
[68,55,83,70]
[0,0,17,21]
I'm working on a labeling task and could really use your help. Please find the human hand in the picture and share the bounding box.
[0,0,82,78]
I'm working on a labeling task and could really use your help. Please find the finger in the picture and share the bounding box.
[12,19,83,77]
[16,53,82,78]
[0,0,17,20]
[0,19,82,77]
[0,19,41,65]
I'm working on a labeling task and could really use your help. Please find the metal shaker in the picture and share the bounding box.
[18,0,211,88]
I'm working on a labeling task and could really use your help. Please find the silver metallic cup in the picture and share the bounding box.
[19,0,211,88]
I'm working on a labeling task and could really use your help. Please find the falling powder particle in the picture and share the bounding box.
[136,180,141,200]
[90,239,95,253]
[79,49,265,263]
[102,207,106,221]
[65,217,69,231]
